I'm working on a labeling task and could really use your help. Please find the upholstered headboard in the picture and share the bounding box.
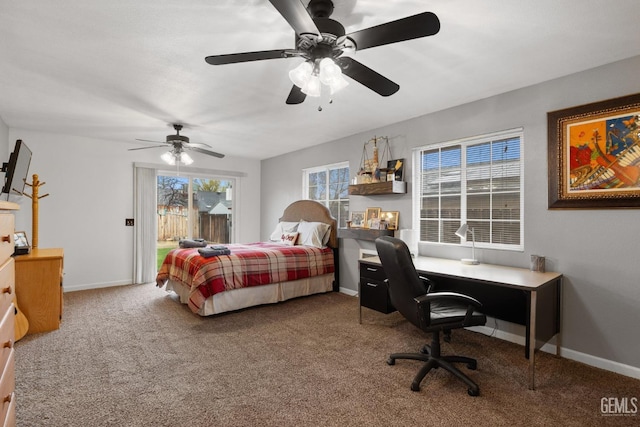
[279,200,338,249]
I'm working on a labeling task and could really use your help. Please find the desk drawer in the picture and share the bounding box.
[360,278,395,314]
[359,263,386,281]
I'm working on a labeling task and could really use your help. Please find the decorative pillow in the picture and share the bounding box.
[270,221,299,241]
[279,231,299,246]
[297,221,331,248]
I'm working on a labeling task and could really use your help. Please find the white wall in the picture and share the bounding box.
[7,128,261,291]
[0,117,8,162]
[261,55,640,377]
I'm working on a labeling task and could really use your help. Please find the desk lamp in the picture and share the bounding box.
[455,223,478,265]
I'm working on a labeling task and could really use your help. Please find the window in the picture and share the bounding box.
[303,162,350,227]
[415,129,523,250]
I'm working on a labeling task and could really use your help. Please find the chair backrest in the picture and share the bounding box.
[375,236,428,329]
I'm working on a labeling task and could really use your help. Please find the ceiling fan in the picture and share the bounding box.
[129,124,225,164]
[205,0,440,104]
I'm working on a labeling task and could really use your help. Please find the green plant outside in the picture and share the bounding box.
[157,247,173,271]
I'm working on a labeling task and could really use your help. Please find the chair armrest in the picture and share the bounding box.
[418,276,433,293]
[414,292,483,328]
[416,292,482,308]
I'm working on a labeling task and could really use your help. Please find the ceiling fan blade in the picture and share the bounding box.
[128,145,167,151]
[205,49,296,65]
[188,146,225,159]
[346,11,440,51]
[286,85,306,104]
[187,142,213,149]
[269,0,319,36]
[135,138,165,144]
[337,57,399,96]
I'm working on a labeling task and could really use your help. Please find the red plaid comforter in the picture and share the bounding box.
[156,242,335,313]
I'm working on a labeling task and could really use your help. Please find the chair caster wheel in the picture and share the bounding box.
[387,358,395,366]
[468,387,479,396]
[411,382,421,392]
[467,361,477,370]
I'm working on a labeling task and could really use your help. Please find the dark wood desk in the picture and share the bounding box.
[359,256,562,390]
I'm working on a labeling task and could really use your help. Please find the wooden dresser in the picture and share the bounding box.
[0,201,19,426]
[15,248,64,335]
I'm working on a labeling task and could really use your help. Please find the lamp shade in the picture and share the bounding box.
[161,151,176,165]
[455,223,478,265]
[301,74,321,97]
[455,223,468,239]
[179,152,194,165]
[288,61,313,88]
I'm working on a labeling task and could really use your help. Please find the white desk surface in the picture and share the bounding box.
[362,256,562,290]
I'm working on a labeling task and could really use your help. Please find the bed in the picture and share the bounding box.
[156,200,338,316]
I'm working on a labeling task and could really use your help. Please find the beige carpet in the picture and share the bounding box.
[14,283,639,426]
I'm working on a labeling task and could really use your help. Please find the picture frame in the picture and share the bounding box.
[349,211,365,228]
[365,207,381,229]
[548,93,640,209]
[381,211,399,230]
[387,158,405,182]
[14,231,29,248]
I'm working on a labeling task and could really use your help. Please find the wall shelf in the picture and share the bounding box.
[348,181,406,196]
[338,228,395,242]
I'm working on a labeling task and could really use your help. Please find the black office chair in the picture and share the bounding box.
[375,236,487,396]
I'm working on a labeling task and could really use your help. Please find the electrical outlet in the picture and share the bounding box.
[125,218,134,226]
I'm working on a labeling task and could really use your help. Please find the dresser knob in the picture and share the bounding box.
[2,340,12,349]
[1,235,9,243]
[1,287,11,295]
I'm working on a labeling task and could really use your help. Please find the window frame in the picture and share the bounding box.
[412,128,524,252]
[302,161,350,227]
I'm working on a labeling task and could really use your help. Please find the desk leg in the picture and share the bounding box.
[358,281,362,324]
[528,290,537,390]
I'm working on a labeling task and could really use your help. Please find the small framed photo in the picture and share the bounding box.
[14,231,29,248]
[365,207,381,229]
[14,231,30,255]
[349,211,365,228]
[381,211,399,230]
[387,158,405,182]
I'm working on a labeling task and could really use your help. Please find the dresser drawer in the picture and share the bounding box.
[0,215,14,263]
[0,259,13,320]
[359,262,386,281]
[0,308,13,376]
[0,349,14,425]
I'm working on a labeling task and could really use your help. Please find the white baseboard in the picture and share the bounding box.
[339,287,358,297]
[468,323,640,380]
[64,280,132,293]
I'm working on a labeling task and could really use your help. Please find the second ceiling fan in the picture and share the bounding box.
[205,0,440,104]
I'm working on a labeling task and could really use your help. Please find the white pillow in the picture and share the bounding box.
[279,231,299,246]
[270,221,299,241]
[297,221,331,248]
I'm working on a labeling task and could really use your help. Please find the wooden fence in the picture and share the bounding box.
[158,211,230,243]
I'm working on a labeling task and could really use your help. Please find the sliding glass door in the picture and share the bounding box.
[156,173,233,268]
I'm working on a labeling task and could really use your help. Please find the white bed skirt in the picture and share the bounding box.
[164,273,335,316]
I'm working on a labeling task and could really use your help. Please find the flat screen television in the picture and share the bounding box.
[2,139,32,197]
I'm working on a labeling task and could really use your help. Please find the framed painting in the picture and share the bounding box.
[548,93,640,209]
[381,211,399,230]
[349,211,365,228]
[365,207,381,229]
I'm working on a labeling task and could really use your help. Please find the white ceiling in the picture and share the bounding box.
[1,0,639,160]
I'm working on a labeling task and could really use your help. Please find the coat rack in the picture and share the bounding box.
[22,174,49,249]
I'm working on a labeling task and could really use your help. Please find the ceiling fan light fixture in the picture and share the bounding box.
[179,152,194,166]
[301,74,321,97]
[161,151,176,165]
[328,73,349,94]
[289,61,313,88]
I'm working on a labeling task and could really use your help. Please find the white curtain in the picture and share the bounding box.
[133,166,157,284]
